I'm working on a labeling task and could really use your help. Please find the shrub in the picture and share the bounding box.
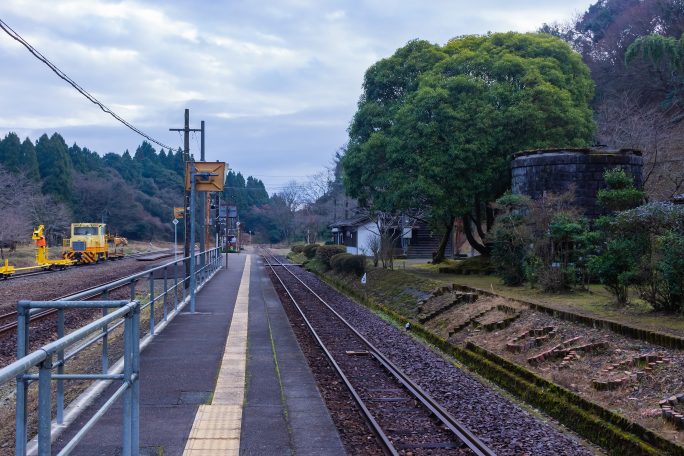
[490,192,534,285]
[652,231,684,312]
[599,203,684,309]
[450,255,495,275]
[330,253,366,276]
[597,168,644,211]
[302,244,319,259]
[315,244,347,269]
[491,209,529,286]
[291,244,305,254]
[588,238,642,305]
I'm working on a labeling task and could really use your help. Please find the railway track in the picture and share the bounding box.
[0,250,174,337]
[0,277,135,337]
[262,249,495,456]
[1,249,172,281]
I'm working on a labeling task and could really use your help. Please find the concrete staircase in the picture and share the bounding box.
[407,222,453,259]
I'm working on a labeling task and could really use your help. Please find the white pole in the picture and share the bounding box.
[174,222,178,262]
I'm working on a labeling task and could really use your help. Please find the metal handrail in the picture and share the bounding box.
[7,300,140,456]
[38,247,223,309]
[6,247,225,456]
[0,302,131,383]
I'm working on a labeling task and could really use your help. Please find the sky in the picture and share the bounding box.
[0,0,596,194]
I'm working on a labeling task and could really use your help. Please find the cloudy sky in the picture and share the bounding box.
[0,0,595,194]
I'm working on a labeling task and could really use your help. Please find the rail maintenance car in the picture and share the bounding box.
[62,223,126,263]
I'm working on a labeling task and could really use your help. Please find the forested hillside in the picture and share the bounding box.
[0,131,270,245]
[542,0,684,199]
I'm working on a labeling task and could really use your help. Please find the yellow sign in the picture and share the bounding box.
[174,207,185,219]
[185,162,226,192]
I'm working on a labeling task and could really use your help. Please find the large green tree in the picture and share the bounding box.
[343,32,595,261]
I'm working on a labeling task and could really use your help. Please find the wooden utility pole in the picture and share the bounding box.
[170,109,201,288]
[199,120,207,271]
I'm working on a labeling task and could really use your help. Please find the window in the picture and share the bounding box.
[73,227,98,236]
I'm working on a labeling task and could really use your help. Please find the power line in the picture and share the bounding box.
[0,18,176,151]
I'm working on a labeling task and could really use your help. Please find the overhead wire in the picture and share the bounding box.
[0,18,177,151]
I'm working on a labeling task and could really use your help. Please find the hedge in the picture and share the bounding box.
[302,244,319,259]
[330,253,366,276]
[315,245,347,268]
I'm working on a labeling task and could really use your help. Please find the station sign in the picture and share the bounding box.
[185,161,227,192]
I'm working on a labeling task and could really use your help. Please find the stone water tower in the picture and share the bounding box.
[511,148,643,218]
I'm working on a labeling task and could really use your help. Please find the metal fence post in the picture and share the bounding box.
[173,261,179,312]
[163,267,168,322]
[130,279,137,302]
[181,264,186,303]
[131,302,141,455]
[38,355,53,455]
[57,308,65,424]
[148,272,155,336]
[16,303,30,455]
[123,307,133,456]
[102,289,109,374]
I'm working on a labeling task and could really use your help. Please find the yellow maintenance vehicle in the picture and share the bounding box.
[0,225,74,278]
[33,225,74,269]
[62,223,125,264]
[0,259,15,278]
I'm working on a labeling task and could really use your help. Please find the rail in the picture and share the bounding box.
[3,247,224,456]
[262,249,495,456]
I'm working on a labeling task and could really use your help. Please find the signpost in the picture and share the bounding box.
[185,161,226,313]
[172,219,179,262]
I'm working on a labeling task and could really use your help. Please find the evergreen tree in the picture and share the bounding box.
[21,137,40,180]
[246,176,269,207]
[36,133,73,202]
[0,132,22,173]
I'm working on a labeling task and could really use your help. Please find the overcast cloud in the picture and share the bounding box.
[0,0,594,193]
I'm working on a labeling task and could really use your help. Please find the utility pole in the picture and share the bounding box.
[199,120,206,274]
[170,109,201,288]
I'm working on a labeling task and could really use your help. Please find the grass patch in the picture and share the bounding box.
[407,268,684,338]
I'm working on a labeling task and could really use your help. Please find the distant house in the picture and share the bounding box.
[330,215,377,255]
[330,215,457,259]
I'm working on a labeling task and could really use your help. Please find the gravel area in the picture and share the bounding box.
[0,256,171,367]
[279,258,596,456]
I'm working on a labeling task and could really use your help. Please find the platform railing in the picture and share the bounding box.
[1,300,140,456]
[4,247,224,456]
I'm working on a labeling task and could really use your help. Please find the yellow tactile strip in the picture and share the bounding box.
[183,255,251,455]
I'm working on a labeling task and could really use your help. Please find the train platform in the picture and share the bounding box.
[54,252,344,456]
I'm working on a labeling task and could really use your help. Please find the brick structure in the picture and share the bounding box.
[511,148,643,219]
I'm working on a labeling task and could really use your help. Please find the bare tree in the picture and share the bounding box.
[279,180,303,213]
[596,93,684,200]
[0,168,32,258]
[364,233,381,267]
[300,169,334,207]
[357,209,423,269]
